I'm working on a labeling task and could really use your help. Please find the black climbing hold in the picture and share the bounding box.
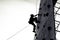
[39,8,42,10]
[44,13,49,17]
[50,39,53,40]
[44,3,46,6]
[38,14,42,16]
[36,37,38,39]
[43,25,45,28]
[46,13,49,16]
[40,3,41,6]
[42,38,46,40]
[47,4,51,8]
[44,14,46,17]
[48,26,52,31]
[35,34,37,36]
[37,26,39,29]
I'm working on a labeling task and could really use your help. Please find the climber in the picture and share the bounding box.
[28,14,40,33]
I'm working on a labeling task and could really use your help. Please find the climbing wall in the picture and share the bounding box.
[35,0,56,40]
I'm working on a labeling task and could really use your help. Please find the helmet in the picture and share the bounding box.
[30,14,34,17]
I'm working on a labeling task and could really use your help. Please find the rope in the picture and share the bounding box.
[7,24,29,40]
[36,0,37,14]
[35,0,41,16]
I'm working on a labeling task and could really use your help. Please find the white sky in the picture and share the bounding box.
[0,0,40,40]
[0,0,60,40]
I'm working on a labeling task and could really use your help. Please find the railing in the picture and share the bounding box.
[54,1,60,32]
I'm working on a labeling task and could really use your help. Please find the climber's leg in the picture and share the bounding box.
[32,23,36,32]
[35,18,40,23]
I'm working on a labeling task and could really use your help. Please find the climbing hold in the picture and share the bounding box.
[37,26,39,29]
[36,37,38,39]
[46,13,49,16]
[43,25,45,28]
[44,13,49,17]
[47,4,51,8]
[35,34,37,36]
[39,8,42,10]
[42,38,46,40]
[48,26,52,31]
[38,14,42,16]
[50,39,53,40]
[44,14,46,17]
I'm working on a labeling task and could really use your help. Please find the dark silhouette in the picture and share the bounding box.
[28,14,40,33]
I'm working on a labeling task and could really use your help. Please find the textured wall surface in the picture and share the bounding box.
[35,0,56,40]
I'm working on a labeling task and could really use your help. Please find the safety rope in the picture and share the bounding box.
[7,24,29,40]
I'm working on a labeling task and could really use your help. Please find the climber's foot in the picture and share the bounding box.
[33,31,35,33]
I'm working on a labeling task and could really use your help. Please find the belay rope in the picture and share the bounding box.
[7,24,29,40]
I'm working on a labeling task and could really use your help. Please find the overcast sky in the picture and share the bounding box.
[0,0,60,40]
[0,0,40,40]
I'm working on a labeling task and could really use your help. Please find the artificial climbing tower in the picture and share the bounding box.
[35,0,56,40]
